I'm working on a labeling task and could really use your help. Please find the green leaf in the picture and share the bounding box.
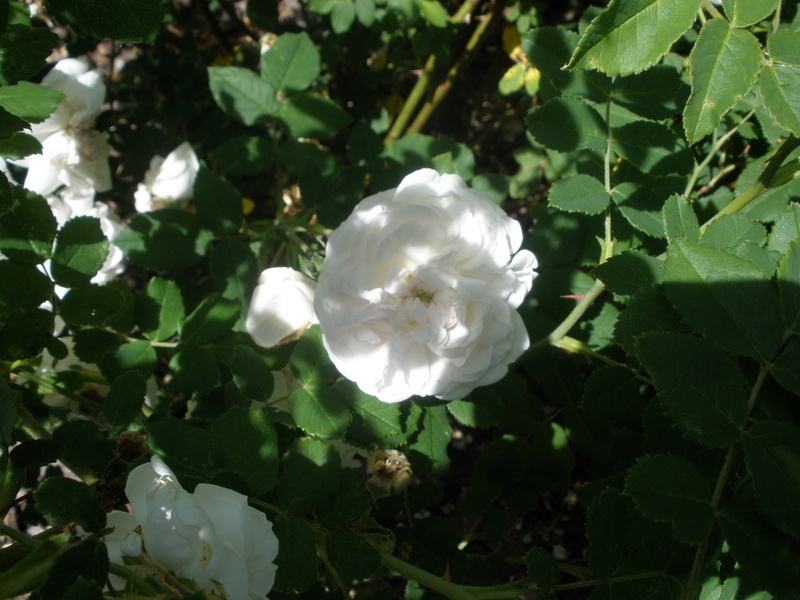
[767,203,800,255]
[331,0,355,33]
[261,32,320,94]
[700,214,766,250]
[722,0,780,27]
[586,489,632,579]
[0,81,64,123]
[59,284,128,328]
[347,387,410,446]
[135,277,185,342]
[409,404,452,476]
[193,168,242,237]
[167,345,220,396]
[209,240,259,311]
[663,239,784,362]
[326,531,380,581]
[53,420,113,477]
[208,66,278,126]
[33,477,106,531]
[613,121,693,176]
[0,24,59,85]
[637,333,748,447]
[180,295,240,344]
[0,130,41,159]
[592,250,664,295]
[498,63,526,96]
[418,0,447,27]
[625,453,714,544]
[743,421,800,541]
[147,417,214,490]
[582,365,643,419]
[758,31,800,136]
[683,19,762,143]
[0,260,52,318]
[9,439,64,468]
[272,517,319,592]
[662,194,700,243]
[289,327,350,439]
[718,501,800,597]
[0,382,15,447]
[103,370,146,427]
[0,188,57,265]
[42,0,164,43]
[276,437,341,514]
[611,182,666,238]
[277,93,352,140]
[777,241,800,334]
[0,105,26,138]
[50,217,109,289]
[771,338,800,396]
[525,547,560,590]
[115,209,206,271]
[211,407,279,496]
[212,135,275,175]
[230,345,274,402]
[0,308,53,361]
[521,27,611,102]
[547,174,609,215]
[526,97,606,153]
[100,340,156,382]
[612,65,690,120]
[566,0,702,76]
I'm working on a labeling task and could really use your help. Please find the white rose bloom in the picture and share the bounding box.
[121,457,278,600]
[18,57,111,197]
[314,168,537,403]
[22,127,112,196]
[246,267,318,348]
[134,142,200,212]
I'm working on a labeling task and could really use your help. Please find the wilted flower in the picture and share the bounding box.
[106,457,279,600]
[314,169,537,403]
[19,58,112,196]
[134,142,200,212]
[246,267,318,348]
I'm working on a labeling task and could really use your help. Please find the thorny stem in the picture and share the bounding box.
[533,133,800,354]
[0,523,38,548]
[107,562,160,596]
[384,0,484,146]
[406,2,502,137]
[684,363,769,599]
[683,109,756,198]
[14,371,103,412]
[380,551,479,600]
[553,336,654,385]
[554,571,664,591]
[13,401,51,441]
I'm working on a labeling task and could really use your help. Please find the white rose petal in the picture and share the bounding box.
[118,457,278,600]
[246,267,318,348]
[314,168,537,403]
[134,141,200,212]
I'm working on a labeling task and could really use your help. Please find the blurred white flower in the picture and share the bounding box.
[246,267,318,348]
[18,57,111,196]
[134,142,200,212]
[314,169,537,403]
[110,457,278,600]
[22,128,112,196]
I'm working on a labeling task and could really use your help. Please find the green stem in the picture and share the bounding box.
[0,523,38,549]
[684,363,769,599]
[684,109,756,198]
[700,134,800,232]
[249,498,289,519]
[530,279,607,352]
[107,562,160,596]
[13,401,51,441]
[772,0,783,32]
[384,0,483,146]
[553,337,654,385]
[701,0,724,19]
[380,551,479,600]
[406,1,501,136]
[554,570,663,591]
[15,371,103,412]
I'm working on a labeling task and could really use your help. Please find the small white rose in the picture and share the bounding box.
[119,457,278,600]
[246,267,318,348]
[134,142,200,212]
[314,168,537,403]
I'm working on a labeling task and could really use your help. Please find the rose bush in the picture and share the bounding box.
[106,457,279,600]
[314,168,537,403]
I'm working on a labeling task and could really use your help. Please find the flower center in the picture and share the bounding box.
[410,287,434,305]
